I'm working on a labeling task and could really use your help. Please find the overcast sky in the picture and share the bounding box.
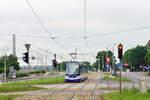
[0,0,150,63]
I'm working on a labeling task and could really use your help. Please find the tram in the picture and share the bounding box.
[65,61,88,82]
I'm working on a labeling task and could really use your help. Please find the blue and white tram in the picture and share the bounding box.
[65,61,88,82]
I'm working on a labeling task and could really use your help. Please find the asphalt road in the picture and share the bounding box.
[122,72,150,88]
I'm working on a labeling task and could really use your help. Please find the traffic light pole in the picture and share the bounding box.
[25,44,31,85]
[119,59,122,94]
[27,51,30,85]
[118,43,123,94]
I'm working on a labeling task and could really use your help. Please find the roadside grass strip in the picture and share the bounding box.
[0,85,44,93]
[0,94,23,100]
[103,76,131,82]
[3,76,65,86]
[102,88,150,100]
[0,76,65,92]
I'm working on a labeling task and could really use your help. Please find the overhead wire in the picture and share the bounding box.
[25,0,66,50]
[16,37,70,61]
[88,26,150,38]
[0,25,150,40]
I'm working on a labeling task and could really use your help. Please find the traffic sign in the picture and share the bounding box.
[105,57,111,65]
[25,44,31,51]
[124,62,128,67]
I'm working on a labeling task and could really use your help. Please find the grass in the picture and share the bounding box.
[0,85,44,93]
[0,94,23,100]
[102,88,150,100]
[0,76,65,92]
[48,72,59,75]
[103,76,132,82]
[3,76,65,86]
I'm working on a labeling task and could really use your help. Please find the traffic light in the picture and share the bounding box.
[23,52,29,64]
[52,59,57,68]
[118,43,123,59]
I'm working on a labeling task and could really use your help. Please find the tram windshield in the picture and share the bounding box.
[66,62,80,75]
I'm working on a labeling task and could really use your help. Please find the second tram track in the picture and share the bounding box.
[68,73,101,100]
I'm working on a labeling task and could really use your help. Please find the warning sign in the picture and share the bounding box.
[105,57,111,65]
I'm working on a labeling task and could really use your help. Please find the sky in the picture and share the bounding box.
[0,0,150,65]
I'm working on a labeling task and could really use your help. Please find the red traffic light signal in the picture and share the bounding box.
[118,43,123,59]
[23,52,29,64]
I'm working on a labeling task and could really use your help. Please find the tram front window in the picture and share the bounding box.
[66,63,79,75]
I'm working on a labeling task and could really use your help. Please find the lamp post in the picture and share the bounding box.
[4,55,8,83]
[112,43,117,74]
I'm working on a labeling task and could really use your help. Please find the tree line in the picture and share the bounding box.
[122,45,149,71]
[92,45,150,72]
[0,55,20,75]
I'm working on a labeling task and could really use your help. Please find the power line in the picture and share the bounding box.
[26,0,52,38]
[0,25,150,40]
[88,26,150,38]
[25,0,66,50]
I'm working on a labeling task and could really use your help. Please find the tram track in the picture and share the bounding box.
[14,72,102,100]
[68,72,101,100]
[43,82,77,99]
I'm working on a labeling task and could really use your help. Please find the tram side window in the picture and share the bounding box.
[80,66,87,74]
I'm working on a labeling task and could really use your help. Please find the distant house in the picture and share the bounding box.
[146,40,150,50]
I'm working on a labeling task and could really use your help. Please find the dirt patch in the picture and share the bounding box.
[99,87,119,90]
[71,94,101,100]
[15,94,72,100]
[15,94,102,100]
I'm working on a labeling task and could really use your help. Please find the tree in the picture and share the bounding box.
[145,50,150,65]
[122,45,147,71]
[0,55,20,74]
[81,61,91,70]
[94,50,116,71]
[92,62,97,71]
[57,62,67,71]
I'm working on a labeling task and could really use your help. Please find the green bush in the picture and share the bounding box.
[16,72,28,78]
[16,70,46,78]
[29,70,46,74]
[103,76,131,82]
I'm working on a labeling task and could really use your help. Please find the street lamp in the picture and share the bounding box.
[112,43,117,74]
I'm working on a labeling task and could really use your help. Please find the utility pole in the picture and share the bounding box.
[119,59,122,93]
[106,47,109,72]
[98,56,100,72]
[102,55,104,72]
[12,34,16,56]
[25,44,31,85]
[118,43,123,94]
[112,44,117,74]
[4,55,7,81]
[45,50,48,71]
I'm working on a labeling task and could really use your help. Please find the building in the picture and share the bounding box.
[146,40,150,49]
